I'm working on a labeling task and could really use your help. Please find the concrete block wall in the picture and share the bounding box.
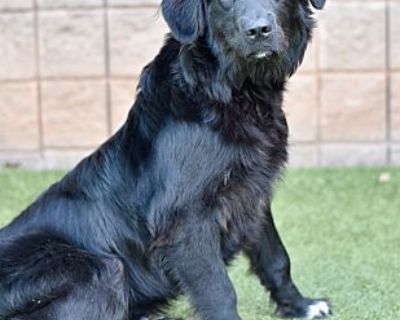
[0,0,398,168]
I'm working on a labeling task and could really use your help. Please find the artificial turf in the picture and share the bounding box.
[0,168,399,319]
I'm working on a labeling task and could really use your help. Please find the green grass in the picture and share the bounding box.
[1,168,399,319]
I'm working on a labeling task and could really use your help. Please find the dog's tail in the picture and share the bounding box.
[0,231,104,318]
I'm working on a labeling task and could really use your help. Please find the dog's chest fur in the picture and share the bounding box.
[151,86,288,259]
[207,89,288,259]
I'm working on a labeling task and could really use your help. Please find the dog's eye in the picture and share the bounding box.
[220,0,234,9]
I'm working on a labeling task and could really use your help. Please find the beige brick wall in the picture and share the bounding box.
[0,0,398,168]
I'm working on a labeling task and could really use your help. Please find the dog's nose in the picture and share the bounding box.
[242,14,275,40]
[245,24,272,40]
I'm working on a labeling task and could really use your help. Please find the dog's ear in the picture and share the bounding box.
[161,0,205,44]
[309,0,326,9]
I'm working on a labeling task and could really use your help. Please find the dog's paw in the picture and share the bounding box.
[276,298,332,319]
[306,300,331,319]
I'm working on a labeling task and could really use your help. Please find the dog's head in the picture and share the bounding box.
[162,0,326,86]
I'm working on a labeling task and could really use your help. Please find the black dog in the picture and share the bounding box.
[0,0,331,319]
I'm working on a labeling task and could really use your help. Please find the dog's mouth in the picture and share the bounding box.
[245,32,285,61]
[247,49,277,60]
[253,52,270,59]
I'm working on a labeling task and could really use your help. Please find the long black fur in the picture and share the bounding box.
[0,0,330,319]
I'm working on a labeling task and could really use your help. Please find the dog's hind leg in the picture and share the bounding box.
[0,232,128,320]
[245,204,331,319]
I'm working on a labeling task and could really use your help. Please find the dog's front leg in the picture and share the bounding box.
[166,216,242,320]
[245,203,331,319]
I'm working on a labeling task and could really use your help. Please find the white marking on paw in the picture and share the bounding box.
[307,300,331,319]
